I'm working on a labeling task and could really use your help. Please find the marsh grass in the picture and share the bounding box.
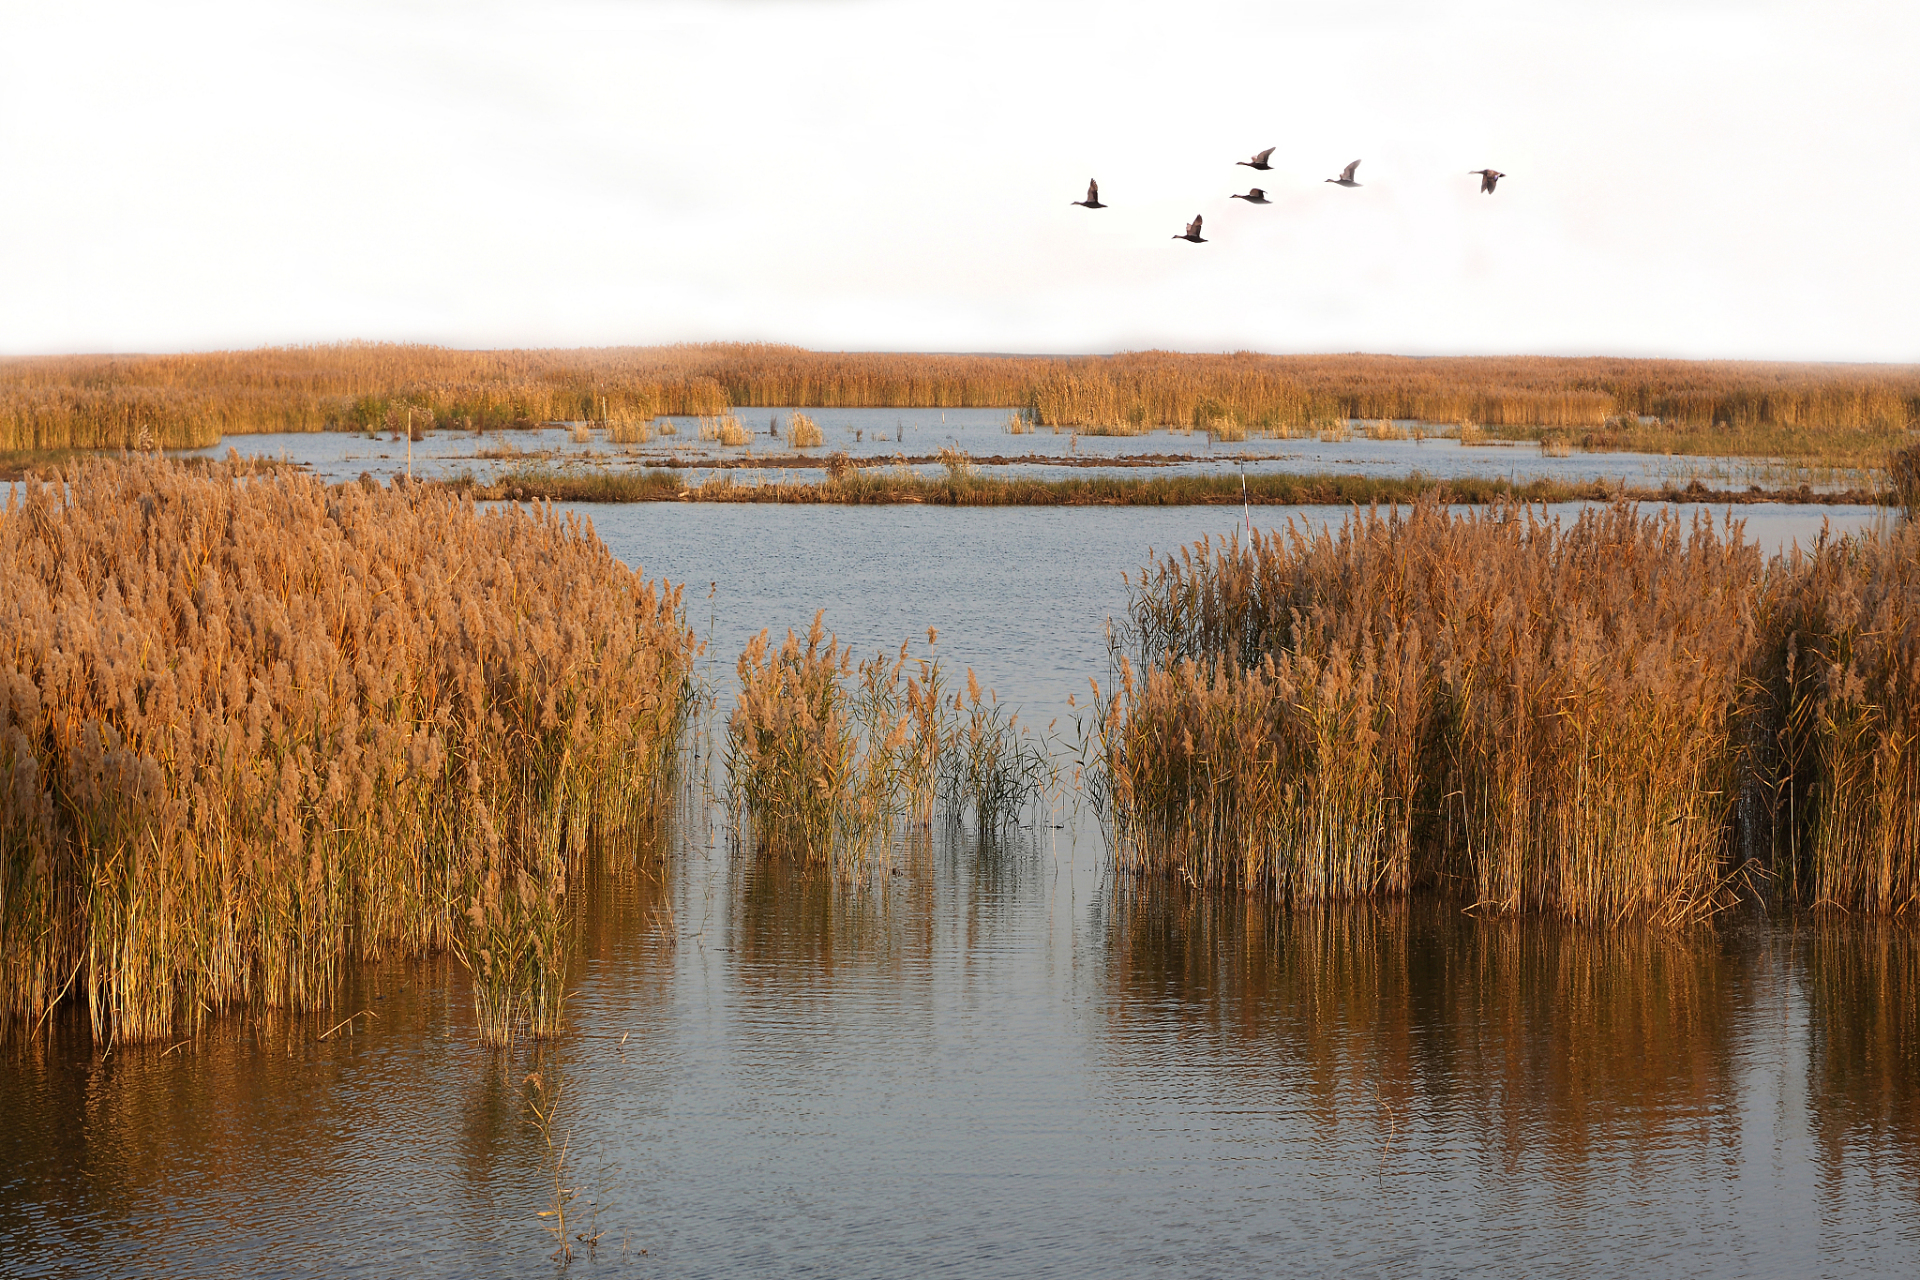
[0,458,696,1043]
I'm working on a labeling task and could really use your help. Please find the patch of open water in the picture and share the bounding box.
[3,502,1913,1278]
[182,408,1861,492]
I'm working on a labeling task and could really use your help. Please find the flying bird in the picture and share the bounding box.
[1470,169,1506,194]
[1237,147,1276,171]
[1071,179,1107,208]
[1326,160,1362,187]
[1173,215,1207,243]
[1231,188,1271,204]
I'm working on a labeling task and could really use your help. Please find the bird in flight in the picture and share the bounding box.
[1231,188,1271,204]
[1071,179,1107,208]
[1326,160,1362,187]
[1173,215,1207,243]
[1237,147,1276,171]
[1470,169,1506,194]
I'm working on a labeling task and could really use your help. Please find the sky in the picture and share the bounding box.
[1,0,1916,361]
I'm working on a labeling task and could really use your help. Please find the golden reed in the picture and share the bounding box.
[1100,500,1920,923]
[0,458,696,1043]
[4,343,1914,461]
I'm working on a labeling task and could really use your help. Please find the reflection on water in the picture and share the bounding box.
[6,832,1920,1277]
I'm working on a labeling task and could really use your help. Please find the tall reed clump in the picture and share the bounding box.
[1757,520,1920,914]
[727,621,1047,870]
[726,616,926,876]
[0,457,696,1044]
[786,413,823,448]
[1100,501,1761,924]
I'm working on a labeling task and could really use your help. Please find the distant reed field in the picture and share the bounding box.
[0,458,696,1044]
[1098,501,1920,922]
[4,343,1915,463]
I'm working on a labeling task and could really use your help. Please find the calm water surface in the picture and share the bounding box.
[3,504,1913,1278]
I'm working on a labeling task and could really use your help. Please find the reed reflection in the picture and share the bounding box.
[1096,883,1752,1173]
[1806,923,1920,1207]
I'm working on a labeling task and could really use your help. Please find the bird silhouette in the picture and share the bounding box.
[1470,169,1505,194]
[1231,188,1271,204]
[1237,147,1276,171]
[1326,160,1362,187]
[1173,215,1207,243]
[1071,179,1107,209]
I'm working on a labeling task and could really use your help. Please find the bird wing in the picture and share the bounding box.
[1253,147,1274,164]
[1087,179,1099,202]
[1249,188,1264,199]
[1192,215,1203,234]
[1343,160,1361,181]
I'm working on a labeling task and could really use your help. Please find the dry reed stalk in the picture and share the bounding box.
[0,457,696,1043]
[1101,501,1760,924]
[786,413,823,448]
[568,424,593,444]
[716,415,750,447]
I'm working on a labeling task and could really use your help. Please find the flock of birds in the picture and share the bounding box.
[1072,148,1506,244]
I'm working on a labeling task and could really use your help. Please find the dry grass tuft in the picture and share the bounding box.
[606,417,653,445]
[0,457,696,1043]
[787,413,823,448]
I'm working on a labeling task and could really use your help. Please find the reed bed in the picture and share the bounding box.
[1758,519,1920,913]
[726,619,1045,873]
[6,344,1915,464]
[1100,503,1760,924]
[0,458,697,1043]
[1101,500,1920,921]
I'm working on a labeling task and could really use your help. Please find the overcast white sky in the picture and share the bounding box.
[1,0,1915,360]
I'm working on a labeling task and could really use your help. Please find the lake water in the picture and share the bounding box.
[182,408,1863,492]
[3,502,1914,1278]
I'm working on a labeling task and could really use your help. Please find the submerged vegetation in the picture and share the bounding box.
[0,458,696,1044]
[4,343,1914,464]
[1098,501,1920,922]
